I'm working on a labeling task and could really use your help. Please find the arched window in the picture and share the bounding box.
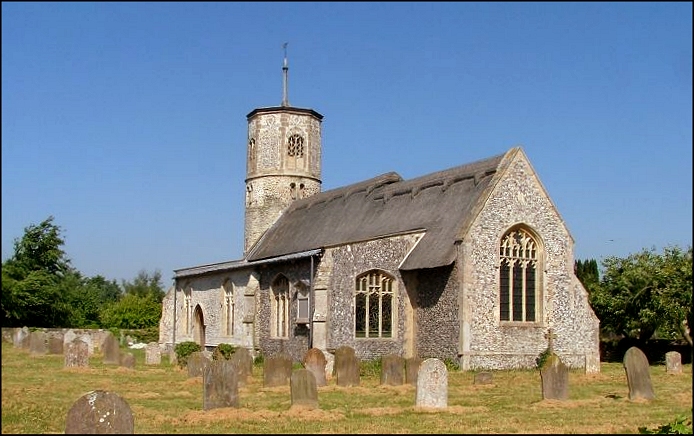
[499,227,541,323]
[355,270,395,338]
[271,275,290,338]
[222,279,234,336]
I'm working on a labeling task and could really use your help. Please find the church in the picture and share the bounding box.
[159,54,601,372]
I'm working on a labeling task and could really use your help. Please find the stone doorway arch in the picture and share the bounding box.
[193,305,206,347]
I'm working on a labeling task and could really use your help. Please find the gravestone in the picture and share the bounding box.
[187,351,211,378]
[120,352,136,369]
[474,372,493,385]
[48,335,64,354]
[405,357,423,385]
[335,346,360,387]
[623,346,655,401]
[65,390,134,434]
[63,329,77,348]
[229,348,253,385]
[65,339,90,368]
[540,353,569,400]
[203,360,240,410]
[102,332,121,365]
[145,342,161,365]
[380,354,406,386]
[415,358,447,409]
[665,351,682,374]
[13,326,30,349]
[303,348,328,387]
[264,353,293,387]
[290,369,318,409]
[78,333,95,356]
[29,331,48,355]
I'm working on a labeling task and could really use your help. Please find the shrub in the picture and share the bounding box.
[535,347,552,368]
[174,341,202,368]
[212,343,237,360]
[639,415,693,434]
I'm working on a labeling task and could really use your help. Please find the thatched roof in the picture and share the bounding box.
[246,149,511,270]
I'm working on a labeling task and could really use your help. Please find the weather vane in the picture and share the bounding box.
[282,42,289,107]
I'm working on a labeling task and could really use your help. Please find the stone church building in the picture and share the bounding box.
[159,56,600,372]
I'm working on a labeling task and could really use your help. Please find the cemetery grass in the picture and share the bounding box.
[1,342,692,434]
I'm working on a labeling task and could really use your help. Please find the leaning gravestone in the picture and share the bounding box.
[48,335,64,354]
[381,354,406,386]
[304,348,328,387]
[415,358,447,409]
[187,351,211,378]
[623,346,655,400]
[203,360,240,410]
[335,346,360,387]
[291,368,318,409]
[405,357,423,385]
[102,332,121,365]
[65,339,89,368]
[65,390,134,434]
[540,353,569,400]
[29,330,48,355]
[665,351,683,374]
[120,352,136,369]
[264,353,293,387]
[145,342,161,365]
[474,372,493,385]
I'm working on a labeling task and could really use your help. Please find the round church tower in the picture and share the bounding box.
[243,47,323,255]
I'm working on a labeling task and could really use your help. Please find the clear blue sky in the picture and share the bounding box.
[2,2,692,287]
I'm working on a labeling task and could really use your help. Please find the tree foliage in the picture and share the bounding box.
[575,258,600,291]
[589,245,692,345]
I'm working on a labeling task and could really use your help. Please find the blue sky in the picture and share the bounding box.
[2,2,692,287]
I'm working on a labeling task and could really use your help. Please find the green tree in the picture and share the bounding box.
[1,216,73,327]
[575,258,600,291]
[121,269,165,303]
[63,273,123,328]
[589,245,692,345]
[99,293,162,329]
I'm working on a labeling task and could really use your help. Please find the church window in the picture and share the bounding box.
[222,280,234,336]
[354,270,394,338]
[499,227,540,323]
[287,134,304,157]
[271,275,290,338]
[296,282,310,324]
[183,285,192,334]
[249,138,256,163]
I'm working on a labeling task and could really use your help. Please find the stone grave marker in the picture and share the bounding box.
[203,360,240,410]
[303,348,328,387]
[229,347,253,385]
[335,346,360,387]
[264,353,293,387]
[623,346,655,401]
[540,353,569,400]
[405,357,423,385]
[187,351,211,378]
[120,352,136,369]
[415,358,447,409]
[65,390,134,434]
[48,335,64,354]
[63,329,77,348]
[13,326,30,349]
[291,368,318,409]
[102,332,121,365]
[474,372,493,385]
[29,330,48,355]
[665,351,683,374]
[380,354,406,386]
[65,338,90,368]
[145,342,161,365]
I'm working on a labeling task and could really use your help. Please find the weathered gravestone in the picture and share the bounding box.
[665,351,683,375]
[334,346,360,387]
[48,335,64,354]
[623,346,655,401]
[229,347,253,386]
[405,357,423,385]
[29,330,48,355]
[415,358,447,409]
[380,354,406,386]
[120,352,136,369]
[65,339,90,368]
[291,369,318,409]
[145,342,161,365]
[474,372,493,385]
[13,326,30,349]
[264,353,293,387]
[303,348,328,387]
[203,360,240,410]
[187,351,211,378]
[102,332,121,365]
[540,353,569,400]
[63,329,78,348]
[65,390,134,434]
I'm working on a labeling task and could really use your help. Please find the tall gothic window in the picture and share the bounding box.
[355,270,394,338]
[222,280,234,336]
[499,227,540,323]
[183,284,192,334]
[271,275,290,338]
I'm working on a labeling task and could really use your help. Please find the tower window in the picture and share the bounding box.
[287,134,304,157]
